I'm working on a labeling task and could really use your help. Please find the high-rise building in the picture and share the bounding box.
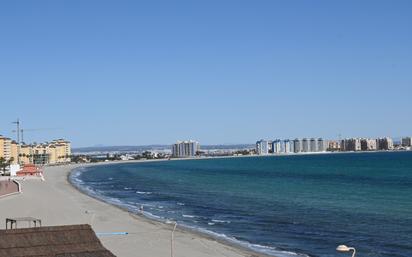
[302,138,310,152]
[272,140,281,154]
[293,138,301,153]
[172,140,200,157]
[10,141,19,164]
[341,138,361,151]
[256,140,269,155]
[377,137,394,150]
[401,137,412,147]
[267,140,273,153]
[289,140,295,153]
[0,136,12,161]
[360,138,377,151]
[283,140,291,153]
[317,138,326,152]
[310,138,317,152]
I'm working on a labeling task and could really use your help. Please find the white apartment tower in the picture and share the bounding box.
[256,140,269,155]
[172,140,200,157]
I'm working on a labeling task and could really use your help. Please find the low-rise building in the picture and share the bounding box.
[328,140,341,151]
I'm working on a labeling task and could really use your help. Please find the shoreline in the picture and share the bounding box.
[64,150,410,256]
[67,160,280,257]
[0,160,273,257]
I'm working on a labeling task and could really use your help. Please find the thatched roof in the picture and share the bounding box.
[0,224,116,257]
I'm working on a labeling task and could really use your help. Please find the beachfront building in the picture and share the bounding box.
[309,138,317,152]
[360,138,377,151]
[267,140,273,153]
[341,138,362,151]
[0,132,71,165]
[172,140,200,157]
[376,137,394,150]
[289,140,295,153]
[302,138,310,152]
[256,140,269,155]
[23,142,69,165]
[281,140,291,153]
[272,140,281,154]
[328,140,341,151]
[317,138,326,152]
[293,138,301,153]
[401,137,412,147]
[2,139,71,165]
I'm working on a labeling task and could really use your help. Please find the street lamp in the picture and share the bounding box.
[336,245,356,257]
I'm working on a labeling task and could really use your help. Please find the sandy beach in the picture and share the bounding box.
[0,163,264,257]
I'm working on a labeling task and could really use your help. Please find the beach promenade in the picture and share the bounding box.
[0,164,262,257]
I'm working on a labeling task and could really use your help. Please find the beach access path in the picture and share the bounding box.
[0,163,265,257]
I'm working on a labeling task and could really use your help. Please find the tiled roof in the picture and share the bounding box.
[0,224,116,257]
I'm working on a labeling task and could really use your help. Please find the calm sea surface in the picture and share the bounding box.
[70,152,412,257]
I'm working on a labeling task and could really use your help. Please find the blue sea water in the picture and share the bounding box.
[70,152,412,257]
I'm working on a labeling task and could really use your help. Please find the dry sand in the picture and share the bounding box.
[0,163,265,257]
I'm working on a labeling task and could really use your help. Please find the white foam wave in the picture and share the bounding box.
[136,191,152,195]
[184,225,310,257]
[211,219,231,224]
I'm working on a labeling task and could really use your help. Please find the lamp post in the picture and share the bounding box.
[165,220,178,257]
[336,245,356,257]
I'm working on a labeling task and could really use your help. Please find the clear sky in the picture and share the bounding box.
[0,0,411,147]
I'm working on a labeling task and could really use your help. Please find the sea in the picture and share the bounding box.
[69,151,412,257]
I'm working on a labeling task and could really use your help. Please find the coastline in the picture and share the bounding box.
[68,160,279,257]
[2,151,407,256]
[0,160,272,257]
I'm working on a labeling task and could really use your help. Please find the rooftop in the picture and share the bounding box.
[0,224,116,257]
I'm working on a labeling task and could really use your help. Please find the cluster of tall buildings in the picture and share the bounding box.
[257,136,412,155]
[171,140,200,158]
[256,138,327,155]
[339,137,394,151]
[0,135,71,165]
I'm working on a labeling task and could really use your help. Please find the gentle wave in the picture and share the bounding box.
[211,219,231,224]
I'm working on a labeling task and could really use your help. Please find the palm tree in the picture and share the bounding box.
[0,157,14,175]
[0,157,6,174]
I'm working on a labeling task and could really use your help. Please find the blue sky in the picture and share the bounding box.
[0,0,411,147]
